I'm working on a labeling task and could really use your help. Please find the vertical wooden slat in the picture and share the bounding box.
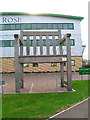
[52,35,56,55]
[20,31,24,88]
[33,35,36,55]
[26,36,30,55]
[40,35,43,55]
[66,34,72,91]
[59,30,64,87]
[58,30,61,55]
[20,30,24,56]
[14,34,20,93]
[46,34,49,55]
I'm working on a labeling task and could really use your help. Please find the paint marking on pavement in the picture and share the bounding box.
[29,83,33,93]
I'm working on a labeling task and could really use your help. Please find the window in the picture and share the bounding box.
[48,24,52,29]
[27,24,31,29]
[43,40,46,46]
[55,39,59,46]
[10,24,15,29]
[63,24,68,29]
[0,39,75,47]
[23,40,27,46]
[11,40,15,47]
[36,36,40,46]
[30,36,33,46]
[0,41,2,47]
[36,40,40,46]
[53,24,57,29]
[71,39,75,46]
[42,36,46,39]
[30,36,33,39]
[30,40,33,46]
[68,24,73,29]
[42,24,47,29]
[2,40,11,47]
[62,41,66,46]
[32,24,36,29]
[49,36,53,46]
[51,63,57,67]
[0,23,74,31]
[2,25,5,30]
[21,24,26,30]
[5,25,10,29]
[58,24,62,29]
[36,36,40,39]
[33,63,38,67]
[55,36,58,39]
[0,25,2,30]
[64,62,66,66]
[37,24,42,29]
[49,40,53,46]
[16,24,20,29]
[42,36,46,46]
[23,64,29,67]
[62,39,75,46]
[14,61,29,68]
[71,60,75,66]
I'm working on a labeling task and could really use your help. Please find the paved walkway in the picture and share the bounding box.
[49,98,89,119]
[2,72,88,94]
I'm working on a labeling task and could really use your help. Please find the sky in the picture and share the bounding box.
[0,0,89,60]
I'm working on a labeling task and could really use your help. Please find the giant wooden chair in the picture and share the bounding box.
[14,30,72,93]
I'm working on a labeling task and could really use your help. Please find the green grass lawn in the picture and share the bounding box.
[2,80,88,118]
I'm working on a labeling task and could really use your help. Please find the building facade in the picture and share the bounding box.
[0,12,84,73]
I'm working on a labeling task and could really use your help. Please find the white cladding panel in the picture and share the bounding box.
[0,15,81,34]
[0,15,82,57]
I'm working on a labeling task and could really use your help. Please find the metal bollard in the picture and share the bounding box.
[56,77,58,95]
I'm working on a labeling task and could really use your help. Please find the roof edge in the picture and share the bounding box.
[0,12,84,20]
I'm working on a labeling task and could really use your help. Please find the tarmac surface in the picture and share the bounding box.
[48,98,89,119]
[1,72,88,94]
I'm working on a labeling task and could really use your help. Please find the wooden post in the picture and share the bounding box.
[59,30,64,87]
[60,62,64,87]
[14,34,20,93]
[46,35,49,55]
[40,35,43,55]
[33,35,36,55]
[26,36,30,55]
[20,31,24,88]
[66,34,72,91]
[52,35,56,55]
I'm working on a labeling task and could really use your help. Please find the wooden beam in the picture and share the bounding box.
[19,56,67,63]
[19,39,23,45]
[20,35,24,89]
[20,30,24,45]
[59,33,71,45]
[14,34,20,93]
[66,34,72,91]
[23,31,59,36]
[19,55,67,58]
